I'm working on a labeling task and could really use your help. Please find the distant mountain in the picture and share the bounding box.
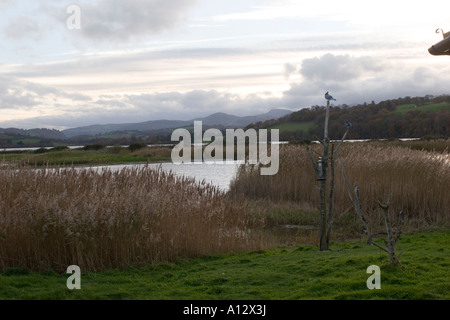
[194,109,292,127]
[62,120,189,138]
[193,112,241,126]
[62,109,293,138]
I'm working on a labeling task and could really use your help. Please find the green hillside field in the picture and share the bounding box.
[394,102,450,114]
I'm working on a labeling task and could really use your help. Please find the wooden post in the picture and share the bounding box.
[324,100,330,139]
[326,144,335,247]
[318,100,331,251]
[306,97,337,252]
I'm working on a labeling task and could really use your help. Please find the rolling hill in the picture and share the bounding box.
[62,109,293,138]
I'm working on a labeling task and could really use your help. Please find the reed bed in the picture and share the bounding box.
[385,138,449,154]
[229,142,450,238]
[0,165,264,272]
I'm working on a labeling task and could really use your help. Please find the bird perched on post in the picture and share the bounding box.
[345,120,353,129]
[325,91,336,101]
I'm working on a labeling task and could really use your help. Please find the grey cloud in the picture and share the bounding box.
[282,81,326,108]
[0,93,38,110]
[3,16,42,40]
[284,55,450,108]
[0,76,39,109]
[0,88,284,129]
[283,63,297,80]
[21,80,91,102]
[77,0,197,42]
[300,53,385,82]
[63,92,92,101]
[126,90,278,120]
[0,75,91,111]
[95,99,127,108]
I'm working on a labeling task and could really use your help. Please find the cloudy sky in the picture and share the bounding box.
[1,0,449,129]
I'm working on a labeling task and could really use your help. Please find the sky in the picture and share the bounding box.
[1,0,450,130]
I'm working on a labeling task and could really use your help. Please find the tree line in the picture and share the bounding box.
[247,95,450,141]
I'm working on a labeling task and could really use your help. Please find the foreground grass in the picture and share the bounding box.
[1,229,449,300]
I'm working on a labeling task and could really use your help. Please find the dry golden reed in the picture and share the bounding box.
[0,165,263,272]
[230,142,450,236]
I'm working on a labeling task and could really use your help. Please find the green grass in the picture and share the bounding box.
[394,102,450,114]
[1,229,449,300]
[268,121,315,132]
[0,147,172,166]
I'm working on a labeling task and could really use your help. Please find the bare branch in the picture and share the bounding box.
[370,240,388,253]
[378,193,392,210]
[306,146,319,174]
[313,135,324,146]
[337,153,372,242]
[333,128,349,157]
[398,210,405,226]
[338,144,405,267]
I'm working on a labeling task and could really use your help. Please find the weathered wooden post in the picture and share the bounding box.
[318,99,331,251]
[307,92,336,251]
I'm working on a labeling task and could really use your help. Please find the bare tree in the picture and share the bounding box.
[306,94,349,251]
[306,92,405,263]
[336,146,405,268]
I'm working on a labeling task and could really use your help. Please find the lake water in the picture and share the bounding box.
[3,138,426,190]
[87,161,242,191]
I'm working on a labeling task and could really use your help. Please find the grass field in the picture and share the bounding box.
[394,102,450,114]
[0,145,172,166]
[0,229,449,300]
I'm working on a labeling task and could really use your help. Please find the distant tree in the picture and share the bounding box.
[128,142,147,152]
[255,95,450,141]
[83,144,104,151]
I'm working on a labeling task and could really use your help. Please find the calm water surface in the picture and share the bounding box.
[87,161,242,191]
